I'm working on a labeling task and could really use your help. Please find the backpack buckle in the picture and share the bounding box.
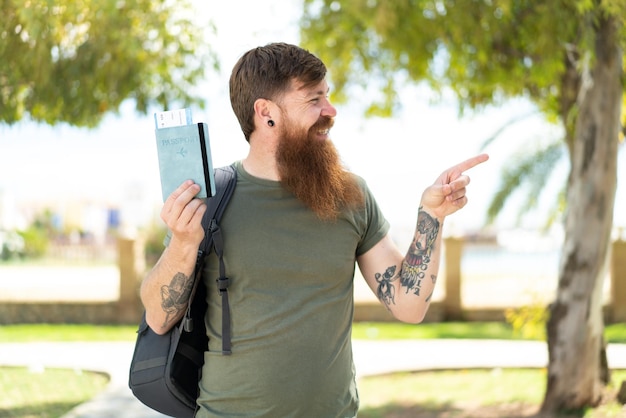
[216,277,231,293]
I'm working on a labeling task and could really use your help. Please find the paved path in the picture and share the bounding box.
[1,340,626,417]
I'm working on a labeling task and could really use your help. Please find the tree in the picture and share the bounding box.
[0,0,215,127]
[300,0,625,413]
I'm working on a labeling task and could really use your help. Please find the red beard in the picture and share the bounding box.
[276,116,364,220]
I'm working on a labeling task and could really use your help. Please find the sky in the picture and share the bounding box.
[0,0,624,246]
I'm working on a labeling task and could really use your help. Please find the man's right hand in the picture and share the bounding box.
[140,180,208,335]
[161,180,207,249]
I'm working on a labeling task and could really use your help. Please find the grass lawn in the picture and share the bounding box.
[1,322,625,417]
[0,324,138,343]
[358,369,626,418]
[0,366,108,418]
[1,321,624,343]
[352,321,626,344]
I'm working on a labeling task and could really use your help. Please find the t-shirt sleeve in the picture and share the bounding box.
[355,177,390,257]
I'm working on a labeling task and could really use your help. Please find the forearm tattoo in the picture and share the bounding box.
[375,266,399,307]
[375,208,440,309]
[160,272,194,327]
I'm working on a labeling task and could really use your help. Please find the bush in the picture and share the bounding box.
[18,226,49,258]
[505,302,549,340]
[0,230,25,260]
[143,222,168,267]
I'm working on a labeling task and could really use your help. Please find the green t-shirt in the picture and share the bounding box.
[195,161,389,418]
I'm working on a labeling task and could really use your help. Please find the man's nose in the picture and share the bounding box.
[321,99,337,118]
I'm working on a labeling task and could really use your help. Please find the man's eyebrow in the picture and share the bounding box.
[305,86,330,97]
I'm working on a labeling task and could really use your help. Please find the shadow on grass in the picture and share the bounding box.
[358,400,586,418]
[0,400,81,417]
[359,400,461,418]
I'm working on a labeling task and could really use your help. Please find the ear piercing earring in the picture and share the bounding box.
[268,120,275,127]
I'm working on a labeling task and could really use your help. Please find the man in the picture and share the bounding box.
[140,42,488,417]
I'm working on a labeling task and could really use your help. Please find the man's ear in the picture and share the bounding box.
[253,98,273,125]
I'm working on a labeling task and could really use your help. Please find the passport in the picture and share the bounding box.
[154,109,216,201]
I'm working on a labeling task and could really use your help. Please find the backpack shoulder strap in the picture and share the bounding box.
[183,164,237,355]
[198,164,237,253]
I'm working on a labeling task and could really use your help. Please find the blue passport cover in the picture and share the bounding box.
[155,122,216,201]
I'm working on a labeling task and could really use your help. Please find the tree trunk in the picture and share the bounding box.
[541,14,622,413]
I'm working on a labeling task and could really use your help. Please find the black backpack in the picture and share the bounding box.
[128,165,237,417]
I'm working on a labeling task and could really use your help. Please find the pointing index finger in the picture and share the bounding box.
[454,153,489,174]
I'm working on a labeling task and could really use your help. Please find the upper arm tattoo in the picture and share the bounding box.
[160,272,194,327]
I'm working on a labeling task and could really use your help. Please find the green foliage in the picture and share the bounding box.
[0,230,24,260]
[505,303,549,341]
[300,0,620,117]
[506,305,626,343]
[15,208,62,259]
[0,0,216,127]
[485,141,566,227]
[17,226,48,258]
[300,0,626,228]
[142,221,168,267]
